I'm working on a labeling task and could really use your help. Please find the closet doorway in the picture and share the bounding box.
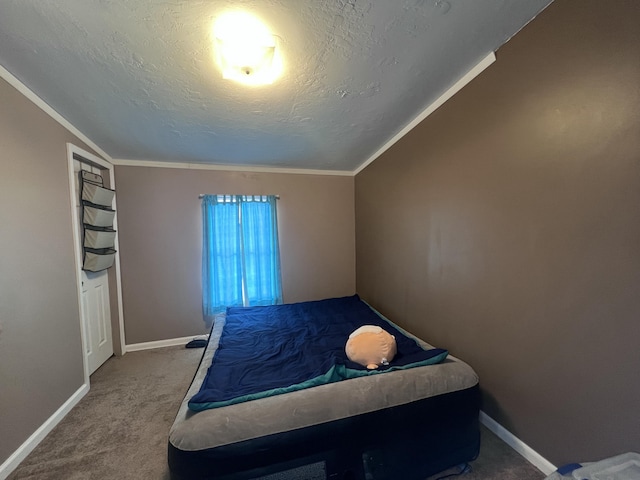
[67,144,124,379]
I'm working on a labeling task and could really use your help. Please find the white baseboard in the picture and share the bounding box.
[480,410,556,475]
[125,336,196,352]
[0,383,89,480]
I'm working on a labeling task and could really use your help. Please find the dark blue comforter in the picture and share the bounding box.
[188,295,447,411]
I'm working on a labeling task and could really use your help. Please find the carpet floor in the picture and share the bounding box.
[7,345,545,480]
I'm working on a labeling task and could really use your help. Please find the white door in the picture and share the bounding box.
[74,159,114,374]
[82,270,113,374]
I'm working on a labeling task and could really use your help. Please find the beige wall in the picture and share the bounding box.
[0,77,97,465]
[355,0,640,466]
[114,166,355,345]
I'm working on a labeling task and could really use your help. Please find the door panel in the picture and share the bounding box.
[81,289,93,358]
[82,270,113,374]
[74,159,114,374]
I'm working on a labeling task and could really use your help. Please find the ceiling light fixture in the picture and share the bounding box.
[213,12,282,86]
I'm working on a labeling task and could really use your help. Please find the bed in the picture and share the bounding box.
[168,295,480,480]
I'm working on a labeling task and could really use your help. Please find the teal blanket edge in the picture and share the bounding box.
[189,350,448,412]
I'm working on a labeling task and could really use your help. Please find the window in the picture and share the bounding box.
[202,195,282,316]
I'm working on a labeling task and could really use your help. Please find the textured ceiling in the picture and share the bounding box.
[0,0,552,172]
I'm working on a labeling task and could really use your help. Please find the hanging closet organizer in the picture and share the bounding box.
[80,170,117,272]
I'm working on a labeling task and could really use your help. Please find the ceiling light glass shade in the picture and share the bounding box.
[213,12,282,86]
[216,39,275,82]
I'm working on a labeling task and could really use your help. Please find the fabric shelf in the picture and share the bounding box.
[83,247,116,272]
[82,182,115,207]
[79,170,117,272]
[83,204,115,228]
[83,226,116,249]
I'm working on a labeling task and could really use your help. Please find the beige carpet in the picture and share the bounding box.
[8,346,545,480]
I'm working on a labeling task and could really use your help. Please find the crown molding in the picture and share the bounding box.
[111,158,354,177]
[0,63,113,163]
[2,51,495,177]
[353,51,496,176]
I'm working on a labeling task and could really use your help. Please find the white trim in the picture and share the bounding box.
[0,384,89,480]
[480,410,556,475]
[2,54,495,178]
[126,336,197,352]
[353,52,497,175]
[103,158,128,356]
[66,149,91,384]
[112,159,354,177]
[0,64,112,162]
[66,144,127,365]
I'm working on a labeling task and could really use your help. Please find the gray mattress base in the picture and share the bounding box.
[169,384,480,480]
[168,309,481,480]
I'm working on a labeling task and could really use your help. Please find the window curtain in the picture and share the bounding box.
[202,195,282,317]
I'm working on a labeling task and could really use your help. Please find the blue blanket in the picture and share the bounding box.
[188,295,447,411]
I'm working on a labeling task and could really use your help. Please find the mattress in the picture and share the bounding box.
[189,295,451,411]
[169,297,480,480]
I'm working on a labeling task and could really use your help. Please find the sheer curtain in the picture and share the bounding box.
[202,195,282,317]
